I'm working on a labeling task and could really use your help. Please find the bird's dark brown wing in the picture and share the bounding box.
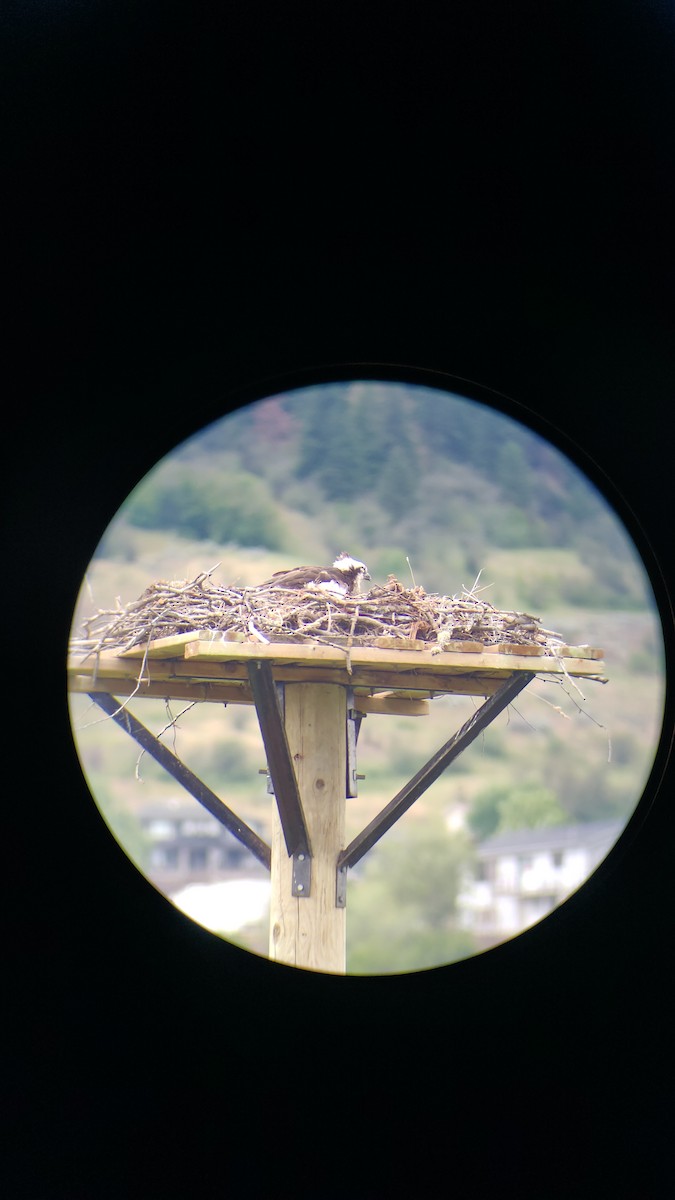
[259,566,325,588]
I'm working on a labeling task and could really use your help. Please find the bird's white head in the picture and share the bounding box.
[333,552,371,581]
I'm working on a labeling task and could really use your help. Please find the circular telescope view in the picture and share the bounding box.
[68,378,666,975]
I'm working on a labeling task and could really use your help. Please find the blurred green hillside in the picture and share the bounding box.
[95,382,651,613]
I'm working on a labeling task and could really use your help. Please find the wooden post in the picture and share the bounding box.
[268,683,347,973]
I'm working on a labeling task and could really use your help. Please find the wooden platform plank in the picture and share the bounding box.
[111,632,606,666]
[560,644,605,660]
[118,631,205,658]
[184,639,349,665]
[181,637,605,677]
[68,675,254,704]
[69,669,434,713]
[438,640,486,653]
[491,642,545,656]
[68,642,606,702]
[356,696,430,716]
[373,636,425,651]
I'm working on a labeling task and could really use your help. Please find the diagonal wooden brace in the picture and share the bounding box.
[337,671,535,875]
[247,662,312,881]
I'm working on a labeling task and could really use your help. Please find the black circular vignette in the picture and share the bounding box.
[6,2,675,1196]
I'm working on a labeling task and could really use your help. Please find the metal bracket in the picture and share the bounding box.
[346,688,360,798]
[346,690,365,797]
[292,850,312,898]
[270,681,311,896]
[264,683,286,794]
[247,662,313,899]
[336,862,348,909]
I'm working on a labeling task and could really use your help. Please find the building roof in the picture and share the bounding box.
[138,801,264,836]
[477,818,624,858]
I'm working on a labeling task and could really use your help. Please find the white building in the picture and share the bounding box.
[139,799,267,894]
[458,819,623,948]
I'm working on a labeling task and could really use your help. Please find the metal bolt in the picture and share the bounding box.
[297,853,305,861]
[296,883,304,893]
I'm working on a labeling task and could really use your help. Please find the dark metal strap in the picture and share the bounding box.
[246,661,311,860]
[338,671,535,871]
[87,692,271,871]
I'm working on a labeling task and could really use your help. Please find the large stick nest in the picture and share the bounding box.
[71,569,565,657]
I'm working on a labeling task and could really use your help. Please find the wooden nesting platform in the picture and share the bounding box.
[69,629,606,973]
[67,631,606,714]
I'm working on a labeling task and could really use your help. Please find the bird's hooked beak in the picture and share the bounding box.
[363,569,371,580]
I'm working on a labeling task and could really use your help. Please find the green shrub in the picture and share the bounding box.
[469,782,569,839]
[201,739,252,784]
[124,466,285,549]
[486,506,547,549]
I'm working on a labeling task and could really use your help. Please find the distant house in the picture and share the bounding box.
[139,799,267,894]
[458,819,623,948]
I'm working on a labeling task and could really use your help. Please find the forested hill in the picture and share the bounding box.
[111,382,649,610]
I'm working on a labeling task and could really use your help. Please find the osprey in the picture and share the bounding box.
[258,553,371,597]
